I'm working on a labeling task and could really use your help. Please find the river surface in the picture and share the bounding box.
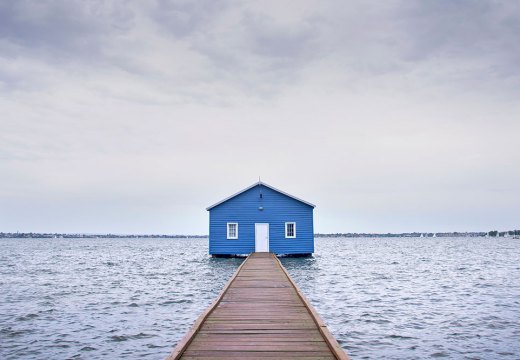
[1,237,519,359]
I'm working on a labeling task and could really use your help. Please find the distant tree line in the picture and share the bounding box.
[2,230,519,239]
[316,230,520,238]
[488,230,520,237]
[0,232,208,239]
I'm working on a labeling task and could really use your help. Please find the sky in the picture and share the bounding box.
[1,0,519,234]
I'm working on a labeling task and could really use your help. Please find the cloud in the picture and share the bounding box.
[0,0,135,60]
[401,1,520,60]
[152,0,230,38]
[0,0,519,233]
[2,1,519,98]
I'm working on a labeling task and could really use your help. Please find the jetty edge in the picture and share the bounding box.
[166,252,349,360]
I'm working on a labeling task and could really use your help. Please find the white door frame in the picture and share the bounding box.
[255,223,269,252]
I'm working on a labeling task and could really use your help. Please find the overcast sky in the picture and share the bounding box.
[1,0,519,234]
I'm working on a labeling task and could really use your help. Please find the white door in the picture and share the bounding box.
[255,223,269,252]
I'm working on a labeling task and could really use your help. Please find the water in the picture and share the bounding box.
[283,237,520,359]
[0,238,241,359]
[1,237,519,359]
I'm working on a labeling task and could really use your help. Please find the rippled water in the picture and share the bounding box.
[0,238,241,359]
[1,237,519,359]
[283,237,520,359]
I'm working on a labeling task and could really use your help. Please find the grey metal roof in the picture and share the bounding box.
[206,181,316,211]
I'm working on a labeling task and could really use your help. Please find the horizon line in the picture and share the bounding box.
[1,229,518,237]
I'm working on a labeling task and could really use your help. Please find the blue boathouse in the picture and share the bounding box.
[206,181,315,256]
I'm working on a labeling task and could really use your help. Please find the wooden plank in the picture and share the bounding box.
[181,351,336,359]
[200,324,318,331]
[182,350,335,357]
[187,342,331,351]
[181,357,334,360]
[198,329,320,335]
[193,333,324,341]
[166,253,349,360]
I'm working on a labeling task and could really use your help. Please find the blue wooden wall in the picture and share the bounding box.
[208,184,314,255]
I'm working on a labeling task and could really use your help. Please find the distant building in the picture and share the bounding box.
[206,181,315,257]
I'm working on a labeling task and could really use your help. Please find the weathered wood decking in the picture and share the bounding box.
[167,252,349,360]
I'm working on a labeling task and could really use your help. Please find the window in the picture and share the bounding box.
[285,222,296,238]
[227,223,238,239]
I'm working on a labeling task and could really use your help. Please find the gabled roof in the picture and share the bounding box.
[206,181,316,211]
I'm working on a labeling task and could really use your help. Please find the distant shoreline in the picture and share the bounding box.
[1,230,518,239]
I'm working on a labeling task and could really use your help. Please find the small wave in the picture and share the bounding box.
[1,327,32,337]
[129,332,155,339]
[365,298,381,303]
[38,308,55,314]
[16,313,39,321]
[109,333,155,342]
[386,334,416,340]
[161,299,192,305]
[475,283,494,288]
[430,352,448,357]
[363,319,391,324]
[109,335,128,342]
[81,346,96,351]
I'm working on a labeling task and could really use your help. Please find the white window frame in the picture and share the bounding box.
[285,222,296,238]
[227,222,238,239]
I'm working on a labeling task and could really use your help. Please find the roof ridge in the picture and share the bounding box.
[206,181,315,210]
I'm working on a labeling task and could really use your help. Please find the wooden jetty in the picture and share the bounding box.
[167,252,349,360]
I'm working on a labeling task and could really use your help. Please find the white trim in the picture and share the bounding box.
[227,222,238,239]
[285,222,296,238]
[255,223,269,252]
[206,181,315,210]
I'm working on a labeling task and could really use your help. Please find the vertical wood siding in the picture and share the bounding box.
[209,185,314,255]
